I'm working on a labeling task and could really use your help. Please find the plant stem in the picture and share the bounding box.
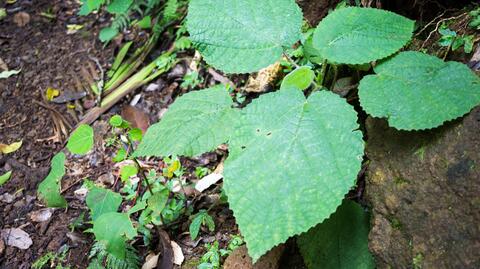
[133,157,154,195]
[318,59,328,86]
[283,52,300,68]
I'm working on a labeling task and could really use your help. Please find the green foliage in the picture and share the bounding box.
[469,7,480,29]
[38,152,67,208]
[0,170,12,186]
[312,7,414,64]
[160,0,180,25]
[280,66,315,91]
[80,0,184,43]
[106,0,132,14]
[67,124,94,155]
[198,241,221,269]
[128,128,143,142]
[135,87,363,260]
[120,165,138,182]
[225,89,363,260]
[298,200,375,269]
[189,209,215,240]
[99,27,119,43]
[146,188,169,214]
[109,115,124,127]
[93,212,137,259]
[180,71,203,89]
[134,85,238,157]
[438,26,474,53]
[359,51,480,130]
[219,235,244,256]
[32,252,56,269]
[113,148,127,162]
[86,186,123,221]
[88,242,140,269]
[186,0,303,73]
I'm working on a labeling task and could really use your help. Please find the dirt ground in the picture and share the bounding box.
[0,1,244,268]
[1,1,110,267]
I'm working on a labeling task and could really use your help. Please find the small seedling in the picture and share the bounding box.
[438,25,474,53]
[180,71,203,89]
[189,209,215,240]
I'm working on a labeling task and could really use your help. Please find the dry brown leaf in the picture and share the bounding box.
[171,241,184,266]
[195,173,223,193]
[0,238,4,256]
[29,208,54,222]
[141,252,159,269]
[1,228,33,250]
[244,62,283,93]
[0,58,7,71]
[0,141,22,154]
[13,12,30,27]
[121,105,150,133]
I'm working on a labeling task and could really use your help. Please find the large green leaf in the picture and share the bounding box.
[136,86,363,260]
[93,212,137,259]
[298,200,375,269]
[186,0,303,73]
[134,85,237,157]
[312,7,414,64]
[86,186,122,221]
[359,51,480,130]
[225,89,363,261]
[38,153,67,208]
[67,124,94,155]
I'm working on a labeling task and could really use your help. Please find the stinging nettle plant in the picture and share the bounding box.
[134,0,480,263]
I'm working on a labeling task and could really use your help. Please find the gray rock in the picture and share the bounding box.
[365,107,480,269]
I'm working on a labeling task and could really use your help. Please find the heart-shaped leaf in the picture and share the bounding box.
[186,0,303,73]
[359,51,480,130]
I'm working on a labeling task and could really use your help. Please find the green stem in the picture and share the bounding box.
[318,59,328,86]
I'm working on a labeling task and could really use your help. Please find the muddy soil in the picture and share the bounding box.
[0,1,114,267]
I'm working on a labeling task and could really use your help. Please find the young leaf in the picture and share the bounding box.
[37,153,67,208]
[120,165,138,182]
[189,210,215,240]
[106,0,132,14]
[225,89,363,261]
[93,212,137,259]
[186,0,303,73]
[280,66,315,91]
[109,115,124,127]
[0,171,12,186]
[113,148,127,163]
[128,128,143,142]
[99,27,119,43]
[86,186,122,221]
[67,124,94,155]
[147,189,169,214]
[359,51,480,130]
[312,7,414,64]
[297,200,375,269]
[134,85,238,157]
[78,0,107,15]
[137,16,152,29]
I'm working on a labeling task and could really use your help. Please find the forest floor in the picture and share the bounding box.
[0,0,479,269]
